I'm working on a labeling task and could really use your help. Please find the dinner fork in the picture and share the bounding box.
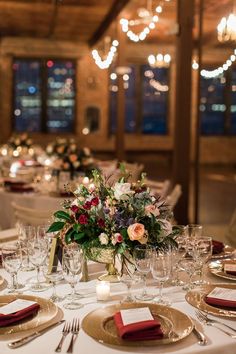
[67,318,80,353]
[55,321,71,352]
[195,310,236,339]
[196,310,236,333]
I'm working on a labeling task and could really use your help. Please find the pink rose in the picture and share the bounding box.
[111,233,123,245]
[127,223,147,244]
[145,204,160,217]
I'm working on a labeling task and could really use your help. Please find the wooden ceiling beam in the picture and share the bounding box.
[88,0,131,47]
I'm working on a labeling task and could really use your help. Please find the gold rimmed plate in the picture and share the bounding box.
[209,259,236,281]
[0,294,60,340]
[186,283,236,318]
[211,245,235,260]
[82,302,193,346]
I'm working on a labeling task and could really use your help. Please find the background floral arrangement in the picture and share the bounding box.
[48,170,176,271]
[46,137,95,177]
[0,133,34,157]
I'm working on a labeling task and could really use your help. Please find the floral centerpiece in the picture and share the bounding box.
[48,170,176,277]
[46,137,95,178]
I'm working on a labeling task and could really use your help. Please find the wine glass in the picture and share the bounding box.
[186,224,203,238]
[28,238,49,292]
[178,238,197,291]
[151,247,172,305]
[170,233,188,286]
[133,245,154,301]
[43,261,64,302]
[193,236,212,285]
[119,270,140,303]
[62,245,84,310]
[18,225,36,271]
[2,244,22,293]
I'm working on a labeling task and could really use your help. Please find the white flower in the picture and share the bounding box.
[99,233,109,245]
[113,182,134,200]
[145,204,160,217]
[159,219,172,236]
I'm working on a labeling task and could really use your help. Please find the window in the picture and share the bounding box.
[200,68,236,135]
[109,64,169,135]
[13,59,76,133]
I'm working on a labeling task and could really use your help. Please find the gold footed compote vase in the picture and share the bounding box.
[86,247,120,282]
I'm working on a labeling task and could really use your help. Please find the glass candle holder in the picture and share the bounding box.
[96,281,110,301]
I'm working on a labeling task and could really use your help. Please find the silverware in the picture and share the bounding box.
[192,325,207,346]
[55,321,71,352]
[67,318,80,353]
[8,320,65,349]
[196,310,236,339]
[196,310,236,333]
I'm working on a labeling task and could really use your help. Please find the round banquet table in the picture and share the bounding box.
[0,189,66,230]
[0,260,236,354]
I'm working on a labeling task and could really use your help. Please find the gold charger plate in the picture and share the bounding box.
[186,283,236,318]
[211,245,235,259]
[0,294,60,340]
[82,302,193,346]
[0,276,7,292]
[209,259,236,281]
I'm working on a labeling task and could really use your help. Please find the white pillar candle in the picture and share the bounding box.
[96,281,110,301]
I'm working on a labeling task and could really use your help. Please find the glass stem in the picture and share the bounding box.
[52,282,56,298]
[36,266,40,285]
[11,273,17,290]
[70,282,76,298]
[142,274,147,296]
[159,282,163,300]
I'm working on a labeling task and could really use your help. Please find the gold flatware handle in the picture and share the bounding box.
[8,320,65,349]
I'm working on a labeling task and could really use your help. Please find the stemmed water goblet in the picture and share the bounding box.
[193,236,212,285]
[151,246,172,305]
[28,237,49,292]
[62,245,84,309]
[42,260,64,302]
[2,244,23,293]
[133,244,154,301]
[186,224,203,238]
[18,225,36,272]
[178,238,198,291]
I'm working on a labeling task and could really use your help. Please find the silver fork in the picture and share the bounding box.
[55,321,71,352]
[67,318,80,353]
[195,310,236,339]
[197,310,236,333]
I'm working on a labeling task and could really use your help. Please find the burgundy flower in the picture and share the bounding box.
[117,234,123,243]
[91,197,99,206]
[83,201,91,210]
[71,205,79,213]
[97,218,105,228]
[77,214,88,225]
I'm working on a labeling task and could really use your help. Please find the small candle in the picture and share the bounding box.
[96,281,110,301]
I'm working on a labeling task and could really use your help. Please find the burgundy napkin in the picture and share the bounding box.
[205,296,236,309]
[113,311,164,341]
[8,185,34,193]
[212,240,224,255]
[0,303,40,327]
[224,262,236,276]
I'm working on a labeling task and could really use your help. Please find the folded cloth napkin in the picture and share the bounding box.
[0,303,40,327]
[224,261,236,276]
[205,296,236,309]
[212,240,224,255]
[113,311,164,341]
[9,185,34,193]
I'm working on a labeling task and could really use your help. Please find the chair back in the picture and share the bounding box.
[11,202,54,226]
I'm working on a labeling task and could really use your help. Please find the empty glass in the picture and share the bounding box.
[2,244,22,293]
[133,245,154,301]
[151,247,172,305]
[186,224,203,238]
[62,245,84,309]
[28,238,49,292]
[18,225,36,271]
[194,236,212,285]
[43,262,64,302]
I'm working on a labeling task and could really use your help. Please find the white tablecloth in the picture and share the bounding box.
[0,262,236,354]
[0,189,65,229]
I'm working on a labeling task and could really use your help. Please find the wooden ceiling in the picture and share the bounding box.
[0,0,235,48]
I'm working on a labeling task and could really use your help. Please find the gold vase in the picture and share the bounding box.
[86,247,120,283]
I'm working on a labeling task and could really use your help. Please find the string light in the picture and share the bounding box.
[148,53,171,67]
[91,40,119,69]
[120,0,171,43]
[217,14,236,42]
[192,49,236,78]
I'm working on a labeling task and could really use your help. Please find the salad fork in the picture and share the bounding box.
[55,321,71,352]
[195,310,236,339]
[196,310,236,333]
[67,318,80,353]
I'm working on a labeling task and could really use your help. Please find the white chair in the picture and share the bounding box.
[11,202,54,226]
[225,208,236,247]
[121,162,144,182]
[96,159,118,178]
[165,184,182,211]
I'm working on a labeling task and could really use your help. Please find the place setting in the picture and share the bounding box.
[208,258,236,281]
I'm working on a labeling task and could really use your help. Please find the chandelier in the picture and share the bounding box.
[148,53,171,67]
[91,37,119,69]
[217,2,236,42]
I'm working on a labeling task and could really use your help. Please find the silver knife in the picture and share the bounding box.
[8,320,65,348]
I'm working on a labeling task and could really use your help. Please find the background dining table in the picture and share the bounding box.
[0,252,236,354]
